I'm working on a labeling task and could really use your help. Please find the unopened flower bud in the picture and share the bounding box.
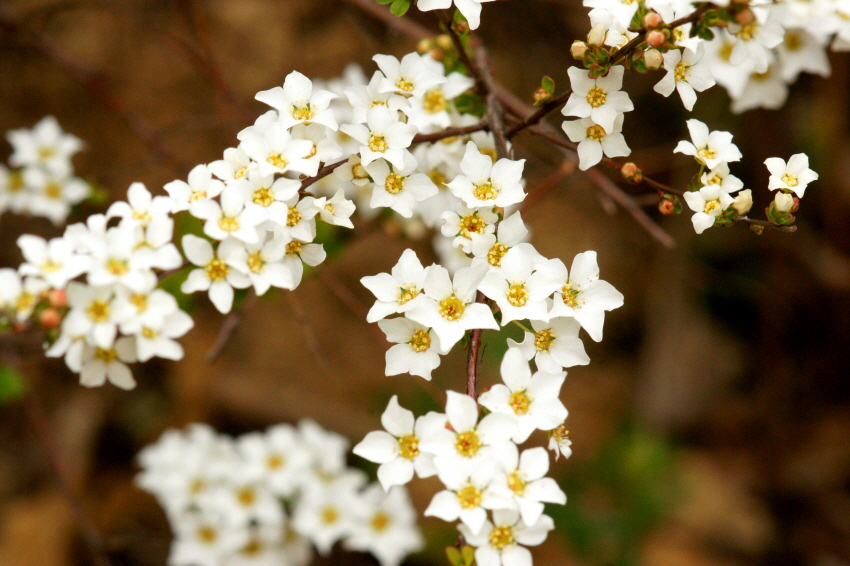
[621,162,643,184]
[430,47,445,61]
[774,192,794,213]
[571,40,589,60]
[644,48,663,69]
[732,188,753,215]
[39,308,61,329]
[417,39,432,55]
[533,87,552,105]
[436,34,453,51]
[735,8,756,25]
[644,12,663,29]
[587,24,607,47]
[48,289,67,308]
[659,198,676,215]
[647,30,666,48]
[750,224,765,235]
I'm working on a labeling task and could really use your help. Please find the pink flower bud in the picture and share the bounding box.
[39,308,62,329]
[48,289,67,308]
[736,8,755,25]
[621,162,643,184]
[646,30,666,48]
[644,12,663,29]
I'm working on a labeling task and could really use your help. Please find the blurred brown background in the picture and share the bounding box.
[1,1,850,565]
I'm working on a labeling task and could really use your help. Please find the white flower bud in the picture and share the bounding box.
[587,24,606,47]
[732,189,753,215]
[774,192,794,213]
[644,49,663,70]
[571,41,589,60]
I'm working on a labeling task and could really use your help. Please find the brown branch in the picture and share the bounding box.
[735,216,797,233]
[342,0,431,41]
[475,46,508,159]
[205,291,257,362]
[505,89,572,139]
[439,10,486,93]
[0,4,187,174]
[412,121,488,143]
[609,5,711,66]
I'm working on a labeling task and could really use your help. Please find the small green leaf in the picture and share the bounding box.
[390,0,410,16]
[454,92,486,118]
[446,547,463,566]
[461,545,475,566]
[541,76,555,95]
[0,364,26,404]
[376,0,394,5]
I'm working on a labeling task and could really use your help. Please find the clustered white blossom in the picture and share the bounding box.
[137,421,422,566]
[0,116,90,224]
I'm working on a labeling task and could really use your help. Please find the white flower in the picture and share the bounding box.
[547,425,572,460]
[78,336,137,390]
[776,28,831,83]
[122,293,193,362]
[17,234,89,289]
[561,114,630,170]
[291,476,361,555]
[255,71,338,130]
[730,64,789,114]
[239,171,301,224]
[191,186,265,244]
[508,316,590,373]
[279,238,326,290]
[340,106,418,170]
[107,182,172,229]
[344,485,424,566]
[548,251,623,342]
[562,66,633,133]
[478,247,563,326]
[469,211,538,268]
[458,510,555,566]
[61,282,119,348]
[674,119,742,169]
[490,444,566,526]
[416,0,496,30]
[0,271,49,322]
[6,116,82,177]
[20,168,89,224]
[353,396,445,490]
[164,164,225,214]
[728,13,784,74]
[208,145,255,185]
[447,142,526,208]
[418,391,517,476]
[441,203,499,253]
[313,189,356,228]
[765,153,818,197]
[653,44,716,111]
[181,235,250,314]
[236,425,311,498]
[365,154,438,218]
[241,122,314,177]
[479,349,567,443]
[290,122,344,177]
[344,71,411,124]
[378,318,446,380]
[425,463,511,535]
[699,162,743,194]
[220,235,293,295]
[406,263,499,350]
[373,53,447,98]
[683,185,735,234]
[360,248,430,323]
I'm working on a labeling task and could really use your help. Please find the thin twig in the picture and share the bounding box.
[735,216,797,233]
[475,46,508,159]
[439,10,486,92]
[205,292,257,362]
[505,89,572,139]
[609,5,711,66]
[412,121,488,143]
[342,0,431,41]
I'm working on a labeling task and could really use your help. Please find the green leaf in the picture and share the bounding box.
[446,547,463,566]
[541,76,555,95]
[0,364,26,404]
[454,92,486,118]
[376,0,394,5]
[390,0,410,16]
[461,545,475,566]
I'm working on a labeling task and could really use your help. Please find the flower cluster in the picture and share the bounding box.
[0,116,90,224]
[137,421,422,566]
[675,118,817,233]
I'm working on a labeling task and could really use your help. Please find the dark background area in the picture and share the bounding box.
[0,1,849,565]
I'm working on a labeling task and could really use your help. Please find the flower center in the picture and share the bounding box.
[509,391,531,415]
[507,471,526,496]
[534,328,555,351]
[86,299,111,323]
[398,434,420,460]
[473,180,498,201]
[737,23,757,41]
[253,187,274,207]
[428,169,448,188]
[321,506,339,525]
[368,134,388,153]
[439,296,465,321]
[205,258,229,282]
[397,285,418,305]
[409,329,431,352]
[674,62,688,82]
[784,32,802,51]
[706,174,722,185]
[586,125,606,141]
[107,258,129,276]
[45,182,62,200]
[455,430,481,457]
[306,144,317,159]
[697,147,716,162]
[190,189,206,201]
[487,243,509,266]
[141,327,157,339]
[781,172,798,187]
[197,526,217,544]
[38,147,56,160]
[237,487,256,507]
[8,171,24,191]
[561,283,581,309]
[95,347,117,364]
[219,216,240,232]
[240,539,263,556]
[267,454,284,469]
[15,293,35,314]
[267,153,288,169]
[291,103,314,122]
[287,206,301,227]
[458,212,486,239]
[370,511,391,532]
[457,484,483,509]
[489,525,515,551]
[234,167,246,179]
[40,259,62,273]
[703,199,721,214]
[586,86,607,108]
[130,293,148,312]
[395,76,415,93]
[247,251,264,274]
[385,173,405,194]
[506,283,528,307]
[324,202,334,214]
[352,163,369,179]
[423,89,448,113]
[285,241,302,256]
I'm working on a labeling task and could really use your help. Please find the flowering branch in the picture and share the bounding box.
[608,4,711,66]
